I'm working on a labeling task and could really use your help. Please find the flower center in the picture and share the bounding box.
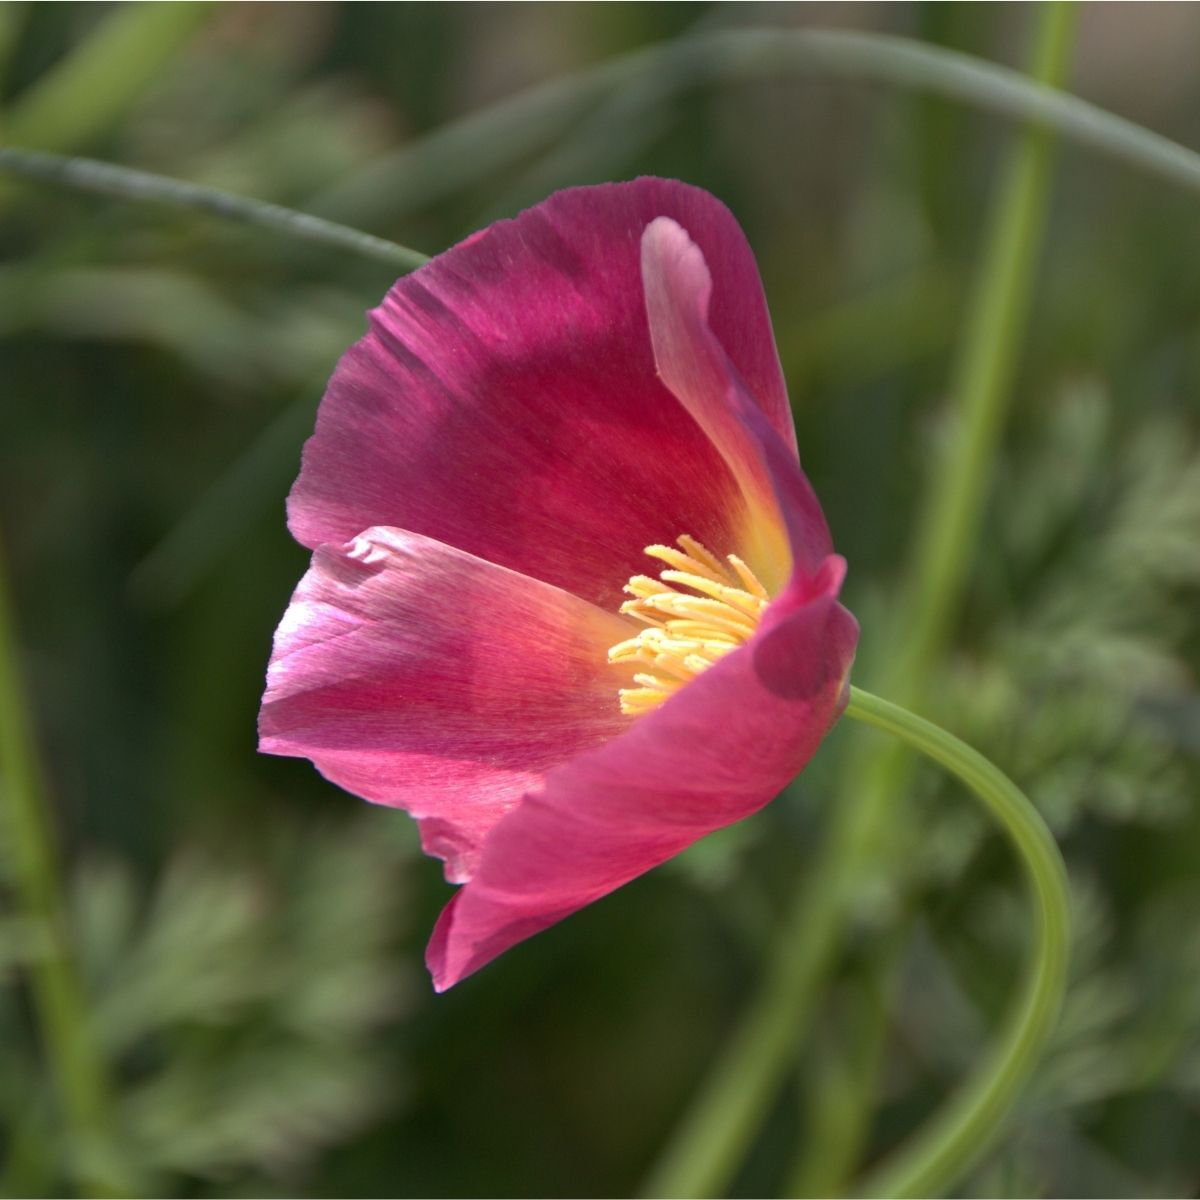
[607,534,769,716]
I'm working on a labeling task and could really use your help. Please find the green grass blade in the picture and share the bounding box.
[0,539,134,1196]
[0,147,430,269]
[5,2,215,152]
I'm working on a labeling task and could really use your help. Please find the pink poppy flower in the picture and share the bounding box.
[259,178,858,991]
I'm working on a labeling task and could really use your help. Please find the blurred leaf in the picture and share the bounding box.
[0,2,28,97]
[0,913,53,977]
[5,2,214,152]
[936,380,1200,838]
[127,392,319,608]
[24,814,420,1191]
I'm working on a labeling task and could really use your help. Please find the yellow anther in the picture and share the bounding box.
[644,544,728,585]
[607,534,771,716]
[677,534,726,576]
[658,570,765,619]
[728,554,769,600]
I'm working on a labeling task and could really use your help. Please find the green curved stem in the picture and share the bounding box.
[841,688,1070,1198]
[5,22,1200,268]
[315,26,1200,228]
[0,146,430,271]
[639,685,1072,1200]
[644,11,1075,1197]
[644,682,1071,1198]
[787,9,1077,1193]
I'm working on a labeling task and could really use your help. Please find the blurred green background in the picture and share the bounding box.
[2,2,1199,1196]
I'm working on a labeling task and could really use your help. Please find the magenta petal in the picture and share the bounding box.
[427,568,858,990]
[259,528,633,882]
[287,178,795,609]
[641,215,835,583]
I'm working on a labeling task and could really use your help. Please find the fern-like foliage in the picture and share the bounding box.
[946,379,1199,834]
[905,380,1200,1196]
[0,813,416,1195]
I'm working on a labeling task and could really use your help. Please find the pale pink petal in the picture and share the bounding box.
[259,528,633,882]
[427,564,858,990]
[641,216,834,590]
[287,179,793,610]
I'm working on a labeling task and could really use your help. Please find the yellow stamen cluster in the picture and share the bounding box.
[607,535,769,716]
